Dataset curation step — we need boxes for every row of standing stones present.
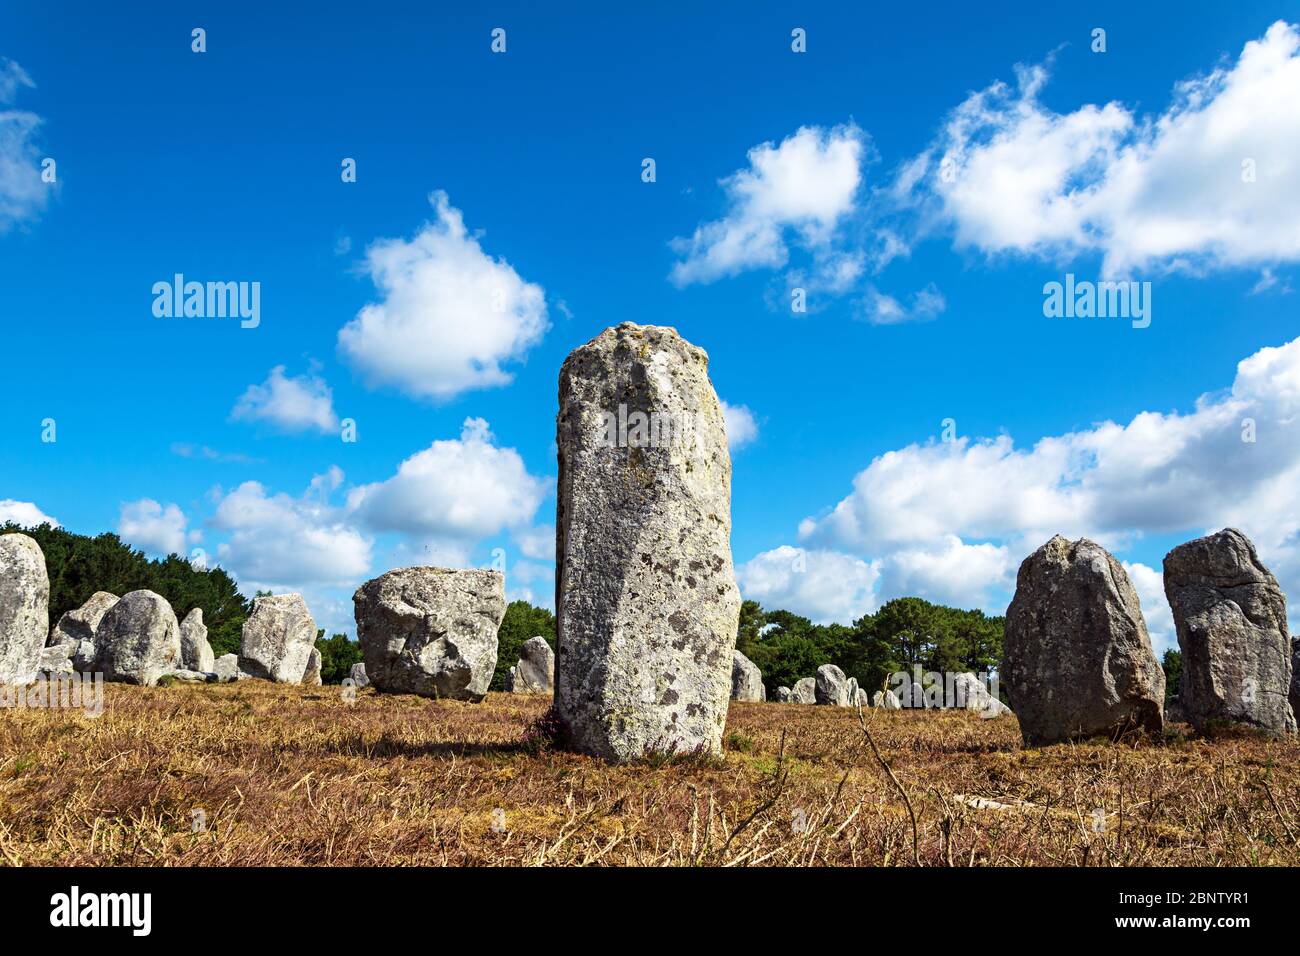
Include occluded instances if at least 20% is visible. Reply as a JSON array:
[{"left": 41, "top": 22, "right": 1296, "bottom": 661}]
[{"left": 2, "top": 323, "right": 1298, "bottom": 759}]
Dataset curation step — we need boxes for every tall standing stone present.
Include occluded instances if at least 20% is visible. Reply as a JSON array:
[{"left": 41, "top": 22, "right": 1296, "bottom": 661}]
[
  {"left": 554, "top": 323, "right": 741, "bottom": 761},
  {"left": 240, "top": 594, "right": 317, "bottom": 684},
  {"left": 354, "top": 567, "right": 504, "bottom": 701},
  {"left": 505, "top": 636, "right": 554, "bottom": 694},
  {"left": 0, "top": 533, "right": 48, "bottom": 685},
  {"left": 730, "top": 650, "right": 765, "bottom": 702},
  {"left": 179, "top": 607, "right": 215, "bottom": 673},
  {"left": 97, "top": 590, "right": 182, "bottom": 686},
  {"left": 1163, "top": 529, "right": 1296, "bottom": 735},
  {"left": 1003, "top": 535, "right": 1165, "bottom": 745}
]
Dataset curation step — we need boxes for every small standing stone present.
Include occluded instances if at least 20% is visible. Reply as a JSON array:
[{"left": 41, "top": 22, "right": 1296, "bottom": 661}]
[
  {"left": 213, "top": 653, "right": 240, "bottom": 683},
  {"left": 354, "top": 567, "right": 504, "bottom": 701},
  {"left": 731, "top": 650, "right": 765, "bottom": 702},
  {"left": 506, "top": 636, "right": 554, "bottom": 694},
  {"left": 97, "top": 590, "right": 182, "bottom": 686},
  {"left": 179, "top": 607, "right": 215, "bottom": 673},
  {"left": 239, "top": 593, "right": 317, "bottom": 684},
  {"left": 51, "top": 591, "right": 118, "bottom": 671},
  {"left": 302, "top": 647, "right": 323, "bottom": 686},
  {"left": 1003, "top": 535, "right": 1164, "bottom": 745},
  {"left": 775, "top": 686, "right": 792, "bottom": 703},
  {"left": 1164, "top": 528, "right": 1296, "bottom": 735},
  {"left": 349, "top": 661, "right": 369, "bottom": 688},
  {"left": 791, "top": 677, "right": 817, "bottom": 704},
  {"left": 815, "top": 664, "right": 850, "bottom": 706}
]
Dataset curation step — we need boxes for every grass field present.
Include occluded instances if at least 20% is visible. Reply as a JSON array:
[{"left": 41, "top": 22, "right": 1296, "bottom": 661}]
[{"left": 1, "top": 681, "right": 1298, "bottom": 866}]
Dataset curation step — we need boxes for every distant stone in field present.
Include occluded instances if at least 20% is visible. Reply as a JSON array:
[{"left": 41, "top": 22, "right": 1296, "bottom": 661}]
[
  {"left": 855, "top": 685, "right": 869, "bottom": 707},
  {"left": 354, "top": 567, "right": 504, "bottom": 701},
  {"left": 815, "top": 664, "right": 851, "bottom": 706},
  {"left": 792, "top": 677, "right": 816, "bottom": 704},
  {"left": 213, "top": 653, "right": 240, "bottom": 683},
  {"left": 950, "top": 672, "right": 1010, "bottom": 716},
  {"left": 553, "top": 323, "right": 741, "bottom": 761},
  {"left": 506, "top": 636, "right": 554, "bottom": 694},
  {"left": 874, "top": 689, "right": 902, "bottom": 710},
  {"left": 1163, "top": 529, "right": 1296, "bottom": 735},
  {"left": 775, "top": 686, "right": 792, "bottom": 703},
  {"left": 897, "top": 680, "right": 926, "bottom": 709},
  {"left": 1003, "top": 535, "right": 1164, "bottom": 745},
  {"left": 179, "top": 607, "right": 215, "bottom": 673},
  {"left": 51, "top": 591, "right": 118, "bottom": 670},
  {"left": 731, "top": 650, "right": 765, "bottom": 702},
  {"left": 239, "top": 594, "right": 317, "bottom": 684},
  {"left": 302, "top": 647, "right": 323, "bottom": 686},
  {"left": 97, "top": 590, "right": 182, "bottom": 686},
  {"left": 349, "top": 661, "right": 369, "bottom": 688},
  {"left": 166, "top": 669, "right": 210, "bottom": 683},
  {"left": 0, "top": 533, "right": 49, "bottom": 685},
  {"left": 39, "top": 642, "right": 75, "bottom": 676}
]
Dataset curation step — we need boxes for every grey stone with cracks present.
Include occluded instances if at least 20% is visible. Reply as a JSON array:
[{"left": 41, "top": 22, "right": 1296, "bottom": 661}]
[{"left": 554, "top": 323, "right": 741, "bottom": 761}]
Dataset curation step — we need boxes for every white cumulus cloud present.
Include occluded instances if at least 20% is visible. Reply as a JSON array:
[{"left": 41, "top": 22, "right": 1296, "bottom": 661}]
[
  {"left": 0, "top": 499, "right": 58, "bottom": 528},
  {"left": 720, "top": 400, "right": 759, "bottom": 450},
  {"left": 670, "top": 124, "right": 866, "bottom": 285},
  {"left": 735, "top": 545, "right": 879, "bottom": 624},
  {"left": 231, "top": 365, "right": 339, "bottom": 434},
  {"left": 118, "top": 499, "right": 189, "bottom": 557},
  {"left": 898, "top": 21, "right": 1300, "bottom": 278},
  {"left": 348, "top": 418, "right": 548, "bottom": 541},
  {"left": 338, "top": 191, "right": 549, "bottom": 400},
  {"left": 213, "top": 467, "right": 372, "bottom": 588}
]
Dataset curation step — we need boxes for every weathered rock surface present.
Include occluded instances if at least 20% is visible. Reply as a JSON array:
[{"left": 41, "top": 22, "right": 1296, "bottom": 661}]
[
  {"left": 354, "top": 567, "right": 504, "bottom": 701},
  {"left": 349, "top": 662, "right": 369, "bottom": 688},
  {"left": 302, "top": 647, "right": 322, "bottom": 686},
  {"left": 506, "top": 636, "right": 554, "bottom": 694},
  {"left": 791, "top": 677, "right": 817, "bottom": 704},
  {"left": 874, "top": 689, "right": 902, "bottom": 710},
  {"left": 815, "top": 664, "right": 851, "bottom": 706},
  {"left": 213, "top": 653, "right": 240, "bottom": 683},
  {"left": 50, "top": 591, "right": 118, "bottom": 670},
  {"left": 1163, "top": 529, "right": 1296, "bottom": 735},
  {"left": 950, "top": 672, "right": 1011, "bottom": 716},
  {"left": 855, "top": 685, "right": 869, "bottom": 707},
  {"left": 775, "top": 686, "right": 792, "bottom": 703},
  {"left": 731, "top": 650, "right": 765, "bottom": 702},
  {"left": 97, "top": 590, "right": 182, "bottom": 686},
  {"left": 179, "top": 607, "right": 215, "bottom": 673},
  {"left": 166, "top": 669, "right": 211, "bottom": 683},
  {"left": 0, "top": 533, "right": 49, "bottom": 685},
  {"left": 554, "top": 323, "right": 742, "bottom": 761},
  {"left": 1003, "top": 535, "right": 1164, "bottom": 745},
  {"left": 239, "top": 594, "right": 317, "bottom": 684},
  {"left": 39, "top": 642, "right": 76, "bottom": 675}
]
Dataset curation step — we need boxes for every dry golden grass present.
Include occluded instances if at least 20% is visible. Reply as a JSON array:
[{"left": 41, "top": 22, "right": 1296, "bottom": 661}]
[{"left": 1, "top": 681, "right": 1298, "bottom": 866}]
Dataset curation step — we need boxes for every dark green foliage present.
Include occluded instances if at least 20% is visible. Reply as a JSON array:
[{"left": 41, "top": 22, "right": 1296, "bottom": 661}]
[
  {"left": 740, "top": 596, "right": 1005, "bottom": 698},
  {"left": 492, "top": 600, "right": 556, "bottom": 691},
  {"left": 2, "top": 521, "right": 250, "bottom": 652},
  {"left": 315, "top": 631, "right": 362, "bottom": 684},
  {"left": 1162, "top": 649, "right": 1182, "bottom": 701}
]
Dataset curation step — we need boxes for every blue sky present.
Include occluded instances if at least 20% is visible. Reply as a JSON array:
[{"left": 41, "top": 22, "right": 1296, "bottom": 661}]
[{"left": 2, "top": 2, "right": 1299, "bottom": 648}]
